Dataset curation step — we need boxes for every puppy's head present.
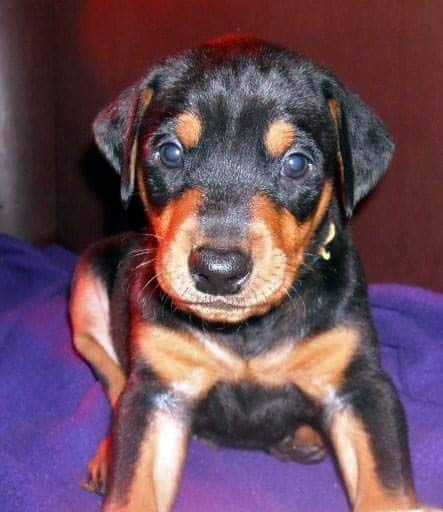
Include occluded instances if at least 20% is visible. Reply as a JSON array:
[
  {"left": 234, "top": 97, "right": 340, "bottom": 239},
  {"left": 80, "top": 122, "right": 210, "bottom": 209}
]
[{"left": 93, "top": 35, "right": 394, "bottom": 323}]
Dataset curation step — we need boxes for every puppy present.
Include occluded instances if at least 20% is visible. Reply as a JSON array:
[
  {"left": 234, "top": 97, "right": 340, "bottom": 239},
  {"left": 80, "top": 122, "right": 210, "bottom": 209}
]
[{"left": 70, "top": 35, "right": 437, "bottom": 511}]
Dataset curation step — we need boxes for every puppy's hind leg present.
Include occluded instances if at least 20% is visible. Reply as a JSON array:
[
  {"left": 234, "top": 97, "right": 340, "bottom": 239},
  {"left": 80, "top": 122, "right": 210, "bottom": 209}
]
[{"left": 70, "top": 262, "right": 127, "bottom": 495}]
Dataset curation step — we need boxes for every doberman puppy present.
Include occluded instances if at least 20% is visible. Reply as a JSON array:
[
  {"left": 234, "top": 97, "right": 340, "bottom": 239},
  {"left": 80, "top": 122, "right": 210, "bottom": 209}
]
[{"left": 70, "top": 35, "right": 439, "bottom": 511}]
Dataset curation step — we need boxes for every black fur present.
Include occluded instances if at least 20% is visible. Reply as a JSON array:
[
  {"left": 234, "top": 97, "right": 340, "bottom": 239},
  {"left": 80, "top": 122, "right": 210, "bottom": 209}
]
[
  {"left": 77, "top": 36, "right": 417, "bottom": 509},
  {"left": 94, "top": 36, "right": 394, "bottom": 216},
  {"left": 193, "top": 381, "right": 321, "bottom": 450}
]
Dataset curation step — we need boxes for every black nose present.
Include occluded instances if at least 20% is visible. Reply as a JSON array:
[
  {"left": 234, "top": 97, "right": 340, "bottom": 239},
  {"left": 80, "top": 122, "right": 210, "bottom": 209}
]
[{"left": 189, "top": 247, "right": 252, "bottom": 295}]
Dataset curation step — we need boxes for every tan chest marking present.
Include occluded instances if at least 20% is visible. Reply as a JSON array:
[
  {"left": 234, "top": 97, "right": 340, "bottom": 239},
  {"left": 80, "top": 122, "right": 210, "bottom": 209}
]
[
  {"left": 248, "top": 326, "right": 358, "bottom": 400},
  {"left": 135, "top": 324, "right": 359, "bottom": 402},
  {"left": 134, "top": 324, "right": 244, "bottom": 399}
]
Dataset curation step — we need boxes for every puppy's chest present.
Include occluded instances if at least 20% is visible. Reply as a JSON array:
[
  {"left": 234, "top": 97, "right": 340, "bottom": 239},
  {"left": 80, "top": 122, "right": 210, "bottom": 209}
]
[{"left": 135, "top": 322, "right": 358, "bottom": 406}]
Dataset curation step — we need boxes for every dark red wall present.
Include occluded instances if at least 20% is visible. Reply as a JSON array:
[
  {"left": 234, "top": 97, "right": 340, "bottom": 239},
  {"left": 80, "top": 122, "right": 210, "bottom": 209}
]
[
  {"left": 0, "top": 2, "right": 56, "bottom": 244},
  {"left": 51, "top": 1, "right": 442, "bottom": 290}
]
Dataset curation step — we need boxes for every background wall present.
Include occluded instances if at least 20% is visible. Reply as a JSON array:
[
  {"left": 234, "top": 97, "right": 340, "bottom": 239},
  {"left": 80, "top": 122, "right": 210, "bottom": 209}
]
[
  {"left": 0, "top": 1, "right": 56, "bottom": 244},
  {"left": 1, "top": 1, "right": 442, "bottom": 290}
]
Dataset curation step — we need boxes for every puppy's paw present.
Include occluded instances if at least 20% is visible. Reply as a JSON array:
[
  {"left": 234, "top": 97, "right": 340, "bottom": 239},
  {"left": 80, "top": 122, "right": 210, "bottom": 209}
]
[
  {"left": 268, "top": 425, "right": 326, "bottom": 464},
  {"left": 81, "top": 436, "right": 111, "bottom": 495}
]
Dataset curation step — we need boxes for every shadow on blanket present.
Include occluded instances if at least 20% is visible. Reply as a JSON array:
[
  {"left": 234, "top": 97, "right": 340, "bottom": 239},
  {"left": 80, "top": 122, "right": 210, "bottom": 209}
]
[{"left": 0, "top": 234, "right": 442, "bottom": 511}]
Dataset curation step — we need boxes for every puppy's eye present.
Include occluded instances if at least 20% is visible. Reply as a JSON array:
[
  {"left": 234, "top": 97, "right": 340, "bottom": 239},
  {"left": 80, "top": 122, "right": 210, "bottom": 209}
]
[
  {"left": 282, "top": 153, "right": 311, "bottom": 179},
  {"left": 159, "top": 142, "right": 183, "bottom": 169}
]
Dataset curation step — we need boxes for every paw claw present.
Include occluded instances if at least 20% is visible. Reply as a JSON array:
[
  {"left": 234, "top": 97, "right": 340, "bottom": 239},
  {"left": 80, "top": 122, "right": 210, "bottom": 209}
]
[{"left": 81, "top": 436, "right": 111, "bottom": 495}]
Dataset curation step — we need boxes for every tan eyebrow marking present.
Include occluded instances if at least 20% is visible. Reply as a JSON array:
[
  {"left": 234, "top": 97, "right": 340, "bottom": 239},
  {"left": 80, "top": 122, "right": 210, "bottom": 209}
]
[
  {"left": 176, "top": 112, "right": 203, "bottom": 149},
  {"left": 264, "top": 119, "right": 296, "bottom": 158}
]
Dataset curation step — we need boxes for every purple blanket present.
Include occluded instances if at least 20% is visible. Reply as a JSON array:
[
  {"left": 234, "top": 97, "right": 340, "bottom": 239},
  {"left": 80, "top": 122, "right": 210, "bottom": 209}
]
[{"left": 0, "top": 234, "right": 442, "bottom": 511}]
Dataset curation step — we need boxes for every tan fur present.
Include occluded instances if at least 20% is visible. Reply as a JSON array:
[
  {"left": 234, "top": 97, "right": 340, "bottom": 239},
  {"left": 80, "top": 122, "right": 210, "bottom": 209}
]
[
  {"left": 70, "top": 264, "right": 128, "bottom": 494},
  {"left": 137, "top": 167, "right": 149, "bottom": 212},
  {"left": 155, "top": 181, "right": 333, "bottom": 323},
  {"left": 82, "top": 436, "right": 111, "bottom": 493},
  {"left": 264, "top": 119, "right": 296, "bottom": 157},
  {"left": 328, "top": 98, "right": 346, "bottom": 189},
  {"left": 127, "top": 88, "right": 154, "bottom": 197},
  {"left": 152, "top": 188, "right": 205, "bottom": 305},
  {"left": 249, "top": 326, "right": 359, "bottom": 400},
  {"left": 136, "top": 166, "right": 332, "bottom": 323},
  {"left": 176, "top": 111, "right": 203, "bottom": 149},
  {"left": 249, "top": 181, "right": 333, "bottom": 312},
  {"left": 134, "top": 323, "right": 243, "bottom": 399},
  {"left": 104, "top": 412, "right": 188, "bottom": 512},
  {"left": 135, "top": 322, "right": 359, "bottom": 404},
  {"left": 330, "top": 409, "right": 418, "bottom": 511},
  {"left": 293, "top": 424, "right": 324, "bottom": 449},
  {"left": 70, "top": 266, "right": 126, "bottom": 405}
]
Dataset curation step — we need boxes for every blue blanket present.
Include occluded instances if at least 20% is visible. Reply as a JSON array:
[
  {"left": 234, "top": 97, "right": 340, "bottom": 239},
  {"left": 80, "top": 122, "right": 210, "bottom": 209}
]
[{"left": 0, "top": 234, "right": 442, "bottom": 511}]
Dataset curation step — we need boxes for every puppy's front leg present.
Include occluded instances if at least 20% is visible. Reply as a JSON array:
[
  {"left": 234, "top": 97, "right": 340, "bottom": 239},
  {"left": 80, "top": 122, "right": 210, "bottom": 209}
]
[
  {"left": 103, "top": 371, "right": 190, "bottom": 512},
  {"left": 328, "top": 368, "right": 417, "bottom": 512}
]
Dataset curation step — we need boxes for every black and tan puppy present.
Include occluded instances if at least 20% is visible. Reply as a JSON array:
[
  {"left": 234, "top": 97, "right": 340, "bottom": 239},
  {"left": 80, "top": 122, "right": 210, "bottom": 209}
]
[{"left": 71, "top": 36, "right": 435, "bottom": 511}]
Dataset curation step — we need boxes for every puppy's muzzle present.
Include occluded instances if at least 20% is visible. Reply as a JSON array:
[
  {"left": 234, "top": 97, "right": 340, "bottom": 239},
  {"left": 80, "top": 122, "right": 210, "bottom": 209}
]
[{"left": 189, "top": 246, "right": 252, "bottom": 295}]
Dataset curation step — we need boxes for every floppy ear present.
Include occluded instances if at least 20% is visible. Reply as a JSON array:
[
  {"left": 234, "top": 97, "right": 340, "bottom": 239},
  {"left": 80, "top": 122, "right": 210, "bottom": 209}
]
[
  {"left": 93, "top": 81, "right": 154, "bottom": 206},
  {"left": 324, "top": 81, "right": 395, "bottom": 218}
]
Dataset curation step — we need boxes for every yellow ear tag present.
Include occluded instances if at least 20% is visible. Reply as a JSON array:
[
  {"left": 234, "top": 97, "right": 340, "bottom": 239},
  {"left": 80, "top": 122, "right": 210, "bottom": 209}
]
[{"left": 319, "top": 222, "right": 336, "bottom": 260}]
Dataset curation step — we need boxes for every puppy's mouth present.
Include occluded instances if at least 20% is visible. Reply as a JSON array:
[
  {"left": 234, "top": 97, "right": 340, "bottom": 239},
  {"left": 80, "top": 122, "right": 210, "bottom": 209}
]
[
  {"left": 180, "top": 298, "right": 264, "bottom": 310},
  {"left": 172, "top": 293, "right": 281, "bottom": 323}
]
